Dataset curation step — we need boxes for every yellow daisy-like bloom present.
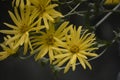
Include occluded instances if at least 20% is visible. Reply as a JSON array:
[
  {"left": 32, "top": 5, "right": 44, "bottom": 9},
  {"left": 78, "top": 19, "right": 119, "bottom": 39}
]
[
  {"left": 29, "top": 0, "right": 63, "bottom": 29},
  {"left": 104, "top": 0, "right": 120, "bottom": 5},
  {"left": 30, "top": 22, "right": 70, "bottom": 63},
  {"left": 0, "top": 4, "right": 40, "bottom": 55},
  {"left": 0, "top": 36, "right": 18, "bottom": 61},
  {"left": 53, "top": 26, "right": 98, "bottom": 73}
]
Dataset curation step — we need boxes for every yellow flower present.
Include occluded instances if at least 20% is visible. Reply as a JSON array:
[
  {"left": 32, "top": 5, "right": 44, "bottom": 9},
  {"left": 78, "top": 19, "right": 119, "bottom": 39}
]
[
  {"left": 0, "top": 36, "right": 18, "bottom": 61},
  {"left": 30, "top": 22, "right": 70, "bottom": 63},
  {"left": 29, "top": 0, "right": 63, "bottom": 29},
  {"left": 104, "top": 0, "right": 120, "bottom": 5},
  {"left": 53, "top": 26, "right": 98, "bottom": 73},
  {"left": 0, "top": 5, "right": 40, "bottom": 55}
]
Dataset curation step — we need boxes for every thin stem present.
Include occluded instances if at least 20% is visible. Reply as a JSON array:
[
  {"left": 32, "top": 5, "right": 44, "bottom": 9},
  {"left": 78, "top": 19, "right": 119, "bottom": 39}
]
[
  {"left": 64, "top": 3, "right": 81, "bottom": 17},
  {"left": 95, "top": 3, "right": 120, "bottom": 28},
  {"left": 103, "top": 10, "right": 120, "bottom": 13},
  {"left": 64, "top": 11, "right": 87, "bottom": 16}
]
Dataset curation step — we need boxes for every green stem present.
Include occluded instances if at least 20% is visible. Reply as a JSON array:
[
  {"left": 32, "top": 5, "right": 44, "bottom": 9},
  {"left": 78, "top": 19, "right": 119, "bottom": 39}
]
[
  {"left": 64, "top": 3, "right": 81, "bottom": 17},
  {"left": 103, "top": 10, "right": 120, "bottom": 13},
  {"left": 95, "top": 3, "right": 120, "bottom": 28}
]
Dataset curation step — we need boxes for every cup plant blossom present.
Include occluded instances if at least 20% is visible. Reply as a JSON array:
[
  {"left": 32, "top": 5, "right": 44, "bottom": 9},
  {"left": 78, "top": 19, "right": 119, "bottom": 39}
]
[
  {"left": 0, "top": 0, "right": 99, "bottom": 75},
  {"left": 29, "top": 0, "right": 63, "bottom": 29},
  {"left": 30, "top": 22, "right": 71, "bottom": 63},
  {"left": 53, "top": 26, "right": 98, "bottom": 73},
  {"left": 0, "top": 2, "right": 40, "bottom": 55}
]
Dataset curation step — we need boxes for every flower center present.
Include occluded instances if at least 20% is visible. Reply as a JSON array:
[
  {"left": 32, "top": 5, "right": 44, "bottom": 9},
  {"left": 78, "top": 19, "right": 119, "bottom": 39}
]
[
  {"left": 37, "top": 4, "right": 45, "bottom": 14},
  {"left": 20, "top": 23, "right": 29, "bottom": 33},
  {"left": 46, "top": 34, "right": 55, "bottom": 45},
  {"left": 70, "top": 45, "right": 80, "bottom": 53}
]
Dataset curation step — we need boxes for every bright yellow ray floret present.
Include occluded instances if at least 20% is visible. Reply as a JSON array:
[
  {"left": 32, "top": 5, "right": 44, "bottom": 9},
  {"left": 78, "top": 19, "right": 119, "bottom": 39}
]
[
  {"left": 53, "top": 26, "right": 98, "bottom": 73},
  {"left": 0, "top": 4, "right": 41, "bottom": 55},
  {"left": 29, "top": 0, "right": 63, "bottom": 29}
]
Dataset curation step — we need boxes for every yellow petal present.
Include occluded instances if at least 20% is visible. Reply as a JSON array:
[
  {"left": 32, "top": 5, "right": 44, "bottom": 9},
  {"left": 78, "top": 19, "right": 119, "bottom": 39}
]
[
  {"left": 46, "top": 4, "right": 58, "bottom": 10},
  {"left": 12, "top": 0, "right": 15, "bottom": 7},
  {"left": 5, "top": 34, "right": 20, "bottom": 45},
  {"left": 55, "top": 21, "right": 69, "bottom": 35},
  {"left": 80, "top": 29, "right": 88, "bottom": 40},
  {"left": 53, "top": 58, "right": 62, "bottom": 65},
  {"left": 83, "top": 59, "right": 92, "bottom": 70},
  {"left": 70, "top": 55, "right": 77, "bottom": 71},
  {"left": 76, "top": 26, "right": 82, "bottom": 40},
  {"left": 29, "top": 39, "right": 34, "bottom": 53},
  {"left": 13, "top": 34, "right": 26, "bottom": 49},
  {"left": 35, "top": 46, "right": 48, "bottom": 61},
  {"left": 53, "top": 37, "right": 63, "bottom": 44},
  {"left": 64, "top": 60, "right": 71, "bottom": 73},
  {"left": 85, "top": 48, "right": 98, "bottom": 52},
  {"left": 80, "top": 33, "right": 91, "bottom": 43},
  {"left": 72, "top": 62, "right": 76, "bottom": 71},
  {"left": 20, "top": 0, "right": 25, "bottom": 9},
  {"left": 32, "top": 44, "right": 46, "bottom": 54},
  {"left": 20, "top": 5, "right": 24, "bottom": 20},
  {"left": 32, "top": 41, "right": 44, "bottom": 46},
  {"left": 77, "top": 53, "right": 88, "bottom": 59},
  {"left": 8, "top": 11, "right": 19, "bottom": 26},
  {"left": 43, "top": 17, "right": 49, "bottom": 29},
  {"left": 14, "top": 7, "right": 21, "bottom": 21},
  {"left": 16, "top": 0, "right": 20, "bottom": 7},
  {"left": 29, "top": 0, "right": 38, "bottom": 5},
  {"left": 0, "top": 30, "right": 18, "bottom": 34},
  {"left": 0, "top": 44, "right": 9, "bottom": 51},
  {"left": 81, "top": 51, "right": 98, "bottom": 57},
  {"left": 55, "top": 53, "right": 71, "bottom": 59},
  {"left": 57, "top": 56, "right": 70, "bottom": 67},
  {"left": 23, "top": 37, "right": 29, "bottom": 55},
  {"left": 48, "top": 47, "right": 54, "bottom": 63},
  {"left": 45, "top": 0, "right": 51, "bottom": 6},
  {"left": 4, "top": 23, "right": 18, "bottom": 29},
  {"left": 70, "top": 54, "right": 76, "bottom": 65},
  {"left": 49, "top": 9, "right": 63, "bottom": 18},
  {"left": 77, "top": 56, "right": 86, "bottom": 69},
  {"left": 0, "top": 52, "right": 9, "bottom": 61},
  {"left": 80, "top": 35, "right": 95, "bottom": 47},
  {"left": 44, "top": 13, "right": 54, "bottom": 22},
  {"left": 52, "top": 47, "right": 68, "bottom": 52},
  {"left": 26, "top": 0, "right": 31, "bottom": 5}
]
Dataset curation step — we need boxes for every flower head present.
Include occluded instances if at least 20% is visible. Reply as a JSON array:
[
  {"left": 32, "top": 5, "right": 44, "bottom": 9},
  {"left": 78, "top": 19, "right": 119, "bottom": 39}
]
[
  {"left": 53, "top": 26, "right": 98, "bottom": 73},
  {"left": 0, "top": 4, "right": 40, "bottom": 54},
  {"left": 0, "top": 36, "right": 18, "bottom": 61},
  {"left": 29, "top": 0, "right": 63, "bottom": 29},
  {"left": 104, "top": 0, "right": 120, "bottom": 5},
  {"left": 31, "top": 22, "right": 70, "bottom": 63}
]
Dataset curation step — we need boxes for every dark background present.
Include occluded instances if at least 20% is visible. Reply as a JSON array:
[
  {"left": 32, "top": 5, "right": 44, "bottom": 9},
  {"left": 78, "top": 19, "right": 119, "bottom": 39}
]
[{"left": 0, "top": 0, "right": 120, "bottom": 80}]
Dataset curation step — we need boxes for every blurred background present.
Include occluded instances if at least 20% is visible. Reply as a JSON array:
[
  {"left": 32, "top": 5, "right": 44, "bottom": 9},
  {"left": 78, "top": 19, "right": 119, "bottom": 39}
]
[{"left": 0, "top": 0, "right": 120, "bottom": 80}]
